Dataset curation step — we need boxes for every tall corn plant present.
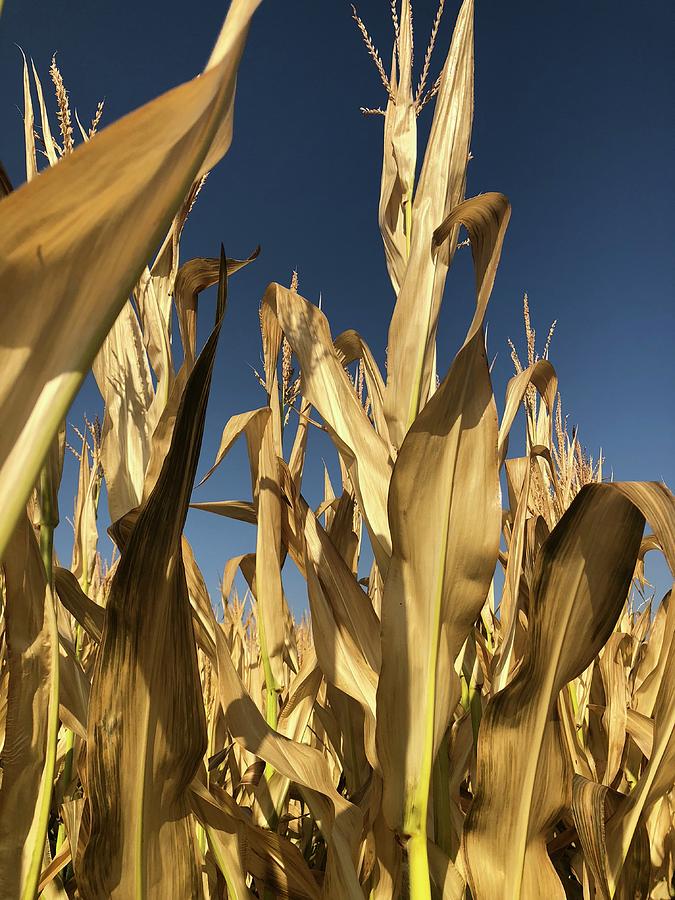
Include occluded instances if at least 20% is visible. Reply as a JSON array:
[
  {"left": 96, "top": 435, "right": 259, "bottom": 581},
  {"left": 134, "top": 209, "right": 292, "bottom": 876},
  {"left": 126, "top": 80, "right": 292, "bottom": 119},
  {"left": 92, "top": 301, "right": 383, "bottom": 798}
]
[{"left": 0, "top": 1, "right": 673, "bottom": 899}]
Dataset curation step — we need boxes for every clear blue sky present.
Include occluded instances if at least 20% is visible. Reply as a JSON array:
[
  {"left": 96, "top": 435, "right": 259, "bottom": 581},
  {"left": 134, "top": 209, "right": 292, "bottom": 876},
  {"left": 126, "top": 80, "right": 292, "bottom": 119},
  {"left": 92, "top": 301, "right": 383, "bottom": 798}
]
[{"left": 1, "top": 0, "right": 673, "bottom": 609}]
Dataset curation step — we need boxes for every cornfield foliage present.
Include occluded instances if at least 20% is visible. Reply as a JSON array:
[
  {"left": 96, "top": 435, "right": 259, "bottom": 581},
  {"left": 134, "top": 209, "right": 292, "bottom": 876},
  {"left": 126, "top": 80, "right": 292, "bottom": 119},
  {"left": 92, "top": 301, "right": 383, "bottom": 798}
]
[{"left": 0, "top": 0, "right": 672, "bottom": 898}]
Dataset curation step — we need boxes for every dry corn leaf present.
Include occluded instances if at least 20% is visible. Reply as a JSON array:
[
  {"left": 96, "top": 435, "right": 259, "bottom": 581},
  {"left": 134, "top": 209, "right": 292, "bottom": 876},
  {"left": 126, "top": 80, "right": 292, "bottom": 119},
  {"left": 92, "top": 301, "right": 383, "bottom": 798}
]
[
  {"left": 191, "top": 498, "right": 257, "bottom": 525},
  {"left": 625, "top": 708, "right": 654, "bottom": 759},
  {"left": 255, "top": 650, "right": 322, "bottom": 825},
  {"left": 0, "top": 512, "right": 59, "bottom": 900},
  {"left": 189, "top": 779, "right": 253, "bottom": 900},
  {"left": 21, "top": 52, "right": 37, "bottom": 182},
  {"left": 304, "top": 548, "right": 378, "bottom": 769},
  {"left": 194, "top": 779, "right": 321, "bottom": 899},
  {"left": 572, "top": 775, "right": 651, "bottom": 900},
  {"left": 605, "top": 488, "right": 675, "bottom": 893},
  {"left": 200, "top": 407, "right": 270, "bottom": 489},
  {"left": 255, "top": 414, "right": 286, "bottom": 689},
  {"left": 378, "top": 0, "right": 416, "bottom": 297},
  {"left": 300, "top": 496, "right": 381, "bottom": 673},
  {"left": 384, "top": 0, "right": 474, "bottom": 446},
  {"left": 174, "top": 250, "right": 259, "bottom": 370},
  {"left": 69, "top": 433, "right": 100, "bottom": 589},
  {"left": 57, "top": 636, "right": 89, "bottom": 740},
  {"left": 212, "top": 622, "right": 363, "bottom": 898},
  {"left": 494, "top": 446, "right": 556, "bottom": 693},
  {"left": 270, "top": 282, "right": 393, "bottom": 572},
  {"left": 377, "top": 194, "right": 506, "bottom": 877},
  {"left": 0, "top": 0, "right": 261, "bottom": 559},
  {"left": 464, "top": 484, "right": 645, "bottom": 899},
  {"left": 497, "top": 359, "right": 557, "bottom": 465},
  {"left": 78, "top": 256, "right": 228, "bottom": 896},
  {"left": 334, "top": 330, "right": 390, "bottom": 448},
  {"left": 92, "top": 300, "right": 155, "bottom": 524},
  {"left": 599, "top": 632, "right": 631, "bottom": 786},
  {"left": 53, "top": 566, "right": 104, "bottom": 643}
]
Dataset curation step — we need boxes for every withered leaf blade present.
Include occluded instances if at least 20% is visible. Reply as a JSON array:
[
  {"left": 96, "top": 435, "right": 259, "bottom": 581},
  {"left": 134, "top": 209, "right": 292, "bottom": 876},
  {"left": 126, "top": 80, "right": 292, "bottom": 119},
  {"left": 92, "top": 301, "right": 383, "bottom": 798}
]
[
  {"left": 0, "top": 512, "right": 59, "bottom": 900},
  {"left": 0, "top": 0, "right": 261, "bottom": 560},
  {"left": 376, "top": 195, "right": 506, "bottom": 858},
  {"left": 54, "top": 566, "right": 104, "bottom": 644},
  {"left": 212, "top": 622, "right": 363, "bottom": 898},
  {"left": 79, "top": 253, "right": 228, "bottom": 897},
  {"left": 174, "top": 247, "right": 259, "bottom": 370},
  {"left": 383, "top": 0, "right": 475, "bottom": 447},
  {"left": 464, "top": 484, "right": 645, "bottom": 900},
  {"left": 270, "top": 282, "right": 393, "bottom": 572}
]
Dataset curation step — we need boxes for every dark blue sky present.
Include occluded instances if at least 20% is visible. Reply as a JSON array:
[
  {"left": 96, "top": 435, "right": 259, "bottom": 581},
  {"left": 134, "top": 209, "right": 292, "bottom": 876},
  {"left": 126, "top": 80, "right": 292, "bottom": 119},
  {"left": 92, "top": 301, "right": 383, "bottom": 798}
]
[{"left": 2, "top": 1, "right": 673, "bottom": 608}]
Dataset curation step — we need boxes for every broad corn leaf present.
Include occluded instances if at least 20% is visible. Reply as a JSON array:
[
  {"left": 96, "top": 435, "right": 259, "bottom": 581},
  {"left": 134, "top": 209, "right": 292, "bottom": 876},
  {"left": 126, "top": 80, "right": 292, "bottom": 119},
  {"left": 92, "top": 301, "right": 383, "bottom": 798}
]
[{"left": 0, "top": 0, "right": 261, "bottom": 559}]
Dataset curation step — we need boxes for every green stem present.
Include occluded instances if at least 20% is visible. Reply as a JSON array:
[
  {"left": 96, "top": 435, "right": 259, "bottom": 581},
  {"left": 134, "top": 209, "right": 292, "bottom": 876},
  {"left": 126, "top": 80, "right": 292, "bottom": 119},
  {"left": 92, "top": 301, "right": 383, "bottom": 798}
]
[
  {"left": 25, "top": 464, "right": 60, "bottom": 899},
  {"left": 408, "top": 832, "right": 432, "bottom": 900},
  {"left": 567, "top": 680, "right": 585, "bottom": 748},
  {"left": 405, "top": 511, "right": 450, "bottom": 900}
]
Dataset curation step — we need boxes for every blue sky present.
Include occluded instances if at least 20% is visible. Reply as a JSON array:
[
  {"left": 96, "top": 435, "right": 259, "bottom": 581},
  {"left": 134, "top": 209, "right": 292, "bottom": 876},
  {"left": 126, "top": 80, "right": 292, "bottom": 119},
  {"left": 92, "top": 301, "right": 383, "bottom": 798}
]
[{"left": 1, "top": 0, "right": 673, "bottom": 609}]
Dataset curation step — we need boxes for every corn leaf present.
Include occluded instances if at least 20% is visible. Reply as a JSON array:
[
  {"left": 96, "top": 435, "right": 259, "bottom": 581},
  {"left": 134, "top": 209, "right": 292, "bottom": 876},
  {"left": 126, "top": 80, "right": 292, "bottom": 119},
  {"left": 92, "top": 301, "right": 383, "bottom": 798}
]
[
  {"left": 0, "top": 0, "right": 261, "bottom": 559},
  {"left": 376, "top": 194, "right": 507, "bottom": 879},
  {"left": 79, "top": 255, "right": 228, "bottom": 896},
  {"left": 0, "top": 513, "right": 59, "bottom": 900},
  {"left": 464, "top": 484, "right": 645, "bottom": 899}
]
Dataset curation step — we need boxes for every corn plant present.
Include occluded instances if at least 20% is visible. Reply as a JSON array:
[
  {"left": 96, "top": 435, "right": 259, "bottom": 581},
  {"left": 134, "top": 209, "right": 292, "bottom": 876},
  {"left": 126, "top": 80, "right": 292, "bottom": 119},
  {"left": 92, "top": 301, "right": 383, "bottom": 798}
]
[{"left": 0, "top": 1, "right": 672, "bottom": 898}]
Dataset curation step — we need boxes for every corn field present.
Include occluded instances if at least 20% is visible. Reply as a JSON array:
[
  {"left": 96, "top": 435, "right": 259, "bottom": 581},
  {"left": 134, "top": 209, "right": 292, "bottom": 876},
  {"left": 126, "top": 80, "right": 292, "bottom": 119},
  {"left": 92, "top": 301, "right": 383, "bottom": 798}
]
[{"left": 0, "top": 0, "right": 673, "bottom": 898}]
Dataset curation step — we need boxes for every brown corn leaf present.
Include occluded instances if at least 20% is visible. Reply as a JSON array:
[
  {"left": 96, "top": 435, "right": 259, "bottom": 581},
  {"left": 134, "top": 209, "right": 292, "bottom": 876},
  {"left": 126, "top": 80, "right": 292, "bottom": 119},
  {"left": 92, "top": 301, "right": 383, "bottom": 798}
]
[
  {"left": 78, "top": 255, "right": 228, "bottom": 896},
  {"left": 21, "top": 51, "right": 37, "bottom": 182},
  {"left": 377, "top": 193, "right": 506, "bottom": 861},
  {"left": 255, "top": 414, "right": 286, "bottom": 688},
  {"left": 192, "top": 779, "right": 321, "bottom": 899},
  {"left": 464, "top": 484, "right": 645, "bottom": 899},
  {"left": 304, "top": 549, "right": 378, "bottom": 770},
  {"left": 0, "top": 0, "right": 261, "bottom": 559},
  {"left": 191, "top": 498, "right": 257, "bottom": 525},
  {"left": 334, "top": 329, "right": 390, "bottom": 448},
  {"left": 269, "top": 282, "right": 393, "bottom": 572},
  {"left": 497, "top": 359, "right": 557, "bottom": 465},
  {"left": 625, "top": 708, "right": 654, "bottom": 759},
  {"left": 605, "top": 487, "right": 675, "bottom": 892},
  {"left": 378, "top": 0, "right": 416, "bottom": 296},
  {"left": 199, "top": 407, "right": 270, "bottom": 488},
  {"left": 54, "top": 566, "right": 104, "bottom": 643},
  {"left": 383, "top": 0, "right": 474, "bottom": 446},
  {"left": 300, "top": 496, "right": 381, "bottom": 674},
  {"left": 58, "top": 636, "right": 90, "bottom": 740},
  {"left": 212, "top": 622, "right": 363, "bottom": 898},
  {"left": 253, "top": 650, "right": 322, "bottom": 826},
  {"left": 599, "top": 632, "right": 630, "bottom": 786},
  {"left": 174, "top": 249, "right": 259, "bottom": 370},
  {"left": 572, "top": 776, "right": 651, "bottom": 900},
  {"left": 69, "top": 433, "right": 100, "bottom": 590},
  {"left": 92, "top": 300, "right": 155, "bottom": 524},
  {"left": 0, "top": 512, "right": 59, "bottom": 900},
  {"left": 189, "top": 779, "right": 253, "bottom": 900},
  {"left": 37, "top": 843, "right": 72, "bottom": 896}
]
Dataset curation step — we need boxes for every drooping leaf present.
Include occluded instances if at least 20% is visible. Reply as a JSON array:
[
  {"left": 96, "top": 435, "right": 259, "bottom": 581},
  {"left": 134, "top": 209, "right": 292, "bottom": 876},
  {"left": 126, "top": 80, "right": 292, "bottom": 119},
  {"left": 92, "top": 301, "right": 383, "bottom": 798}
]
[
  {"left": 464, "top": 484, "right": 645, "bottom": 900},
  {"left": 0, "top": 0, "right": 261, "bottom": 559}
]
